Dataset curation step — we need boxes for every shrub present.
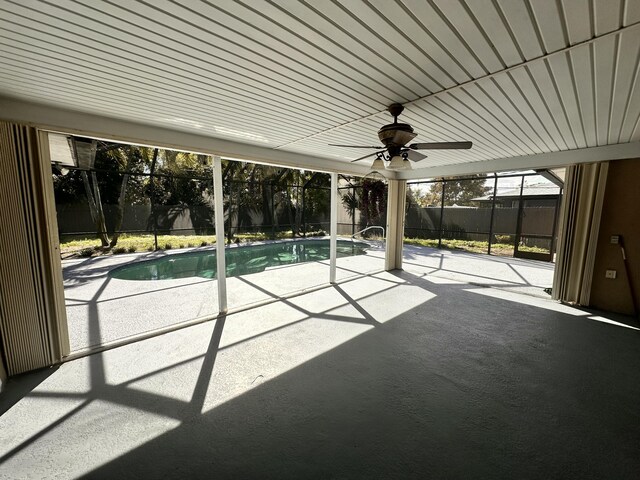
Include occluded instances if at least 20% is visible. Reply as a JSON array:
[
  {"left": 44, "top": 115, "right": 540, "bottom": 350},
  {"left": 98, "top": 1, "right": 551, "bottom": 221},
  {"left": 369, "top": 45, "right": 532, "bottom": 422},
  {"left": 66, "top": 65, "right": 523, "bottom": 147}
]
[
  {"left": 164, "top": 243, "right": 172, "bottom": 250},
  {"left": 187, "top": 243, "right": 194, "bottom": 248},
  {"left": 127, "top": 246, "right": 137, "bottom": 253},
  {"left": 494, "top": 234, "right": 513, "bottom": 244},
  {"left": 112, "top": 247, "right": 127, "bottom": 254},
  {"left": 78, "top": 247, "right": 94, "bottom": 258},
  {"left": 200, "top": 241, "right": 208, "bottom": 247},
  {"left": 147, "top": 245, "right": 154, "bottom": 252}
]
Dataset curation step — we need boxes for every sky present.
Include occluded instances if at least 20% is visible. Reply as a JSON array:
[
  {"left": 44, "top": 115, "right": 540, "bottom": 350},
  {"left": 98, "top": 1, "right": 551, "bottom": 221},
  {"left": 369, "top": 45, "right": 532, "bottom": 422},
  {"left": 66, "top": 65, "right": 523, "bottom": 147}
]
[{"left": 407, "top": 169, "right": 564, "bottom": 196}]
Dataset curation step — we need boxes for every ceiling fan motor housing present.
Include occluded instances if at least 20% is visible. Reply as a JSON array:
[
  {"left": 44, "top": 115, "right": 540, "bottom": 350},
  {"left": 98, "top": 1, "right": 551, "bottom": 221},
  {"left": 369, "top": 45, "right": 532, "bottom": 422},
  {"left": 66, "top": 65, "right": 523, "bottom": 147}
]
[{"left": 378, "top": 122, "right": 415, "bottom": 147}]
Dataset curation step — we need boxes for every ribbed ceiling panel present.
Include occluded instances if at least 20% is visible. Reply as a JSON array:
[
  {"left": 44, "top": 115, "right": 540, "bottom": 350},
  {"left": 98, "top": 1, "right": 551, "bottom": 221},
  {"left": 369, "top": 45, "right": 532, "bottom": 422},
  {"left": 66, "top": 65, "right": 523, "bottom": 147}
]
[{"left": 0, "top": 0, "right": 638, "bottom": 175}]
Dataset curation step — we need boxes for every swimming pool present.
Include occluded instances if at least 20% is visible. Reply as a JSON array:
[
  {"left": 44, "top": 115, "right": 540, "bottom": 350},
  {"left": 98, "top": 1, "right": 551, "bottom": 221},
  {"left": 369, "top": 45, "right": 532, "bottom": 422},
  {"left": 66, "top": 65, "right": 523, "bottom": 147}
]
[{"left": 109, "top": 239, "right": 370, "bottom": 281}]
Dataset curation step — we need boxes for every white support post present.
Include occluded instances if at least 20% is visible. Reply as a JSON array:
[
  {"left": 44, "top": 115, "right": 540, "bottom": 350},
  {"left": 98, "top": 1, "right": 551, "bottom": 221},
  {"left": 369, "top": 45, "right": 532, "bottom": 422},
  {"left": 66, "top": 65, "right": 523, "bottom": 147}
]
[
  {"left": 330, "top": 172, "right": 338, "bottom": 284},
  {"left": 385, "top": 179, "right": 407, "bottom": 271},
  {"left": 212, "top": 155, "right": 227, "bottom": 313}
]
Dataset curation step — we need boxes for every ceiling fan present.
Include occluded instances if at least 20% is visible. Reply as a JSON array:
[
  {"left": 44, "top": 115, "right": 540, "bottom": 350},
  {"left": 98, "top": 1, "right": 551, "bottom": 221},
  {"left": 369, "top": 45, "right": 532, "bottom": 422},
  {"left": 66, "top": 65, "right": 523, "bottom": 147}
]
[{"left": 330, "top": 103, "right": 472, "bottom": 171}]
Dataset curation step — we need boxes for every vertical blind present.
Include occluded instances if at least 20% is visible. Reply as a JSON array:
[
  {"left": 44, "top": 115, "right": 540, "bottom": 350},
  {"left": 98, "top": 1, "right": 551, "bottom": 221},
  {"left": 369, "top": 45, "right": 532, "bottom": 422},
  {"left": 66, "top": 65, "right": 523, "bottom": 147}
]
[
  {"left": 0, "top": 123, "right": 68, "bottom": 376},
  {"left": 552, "top": 162, "right": 609, "bottom": 305}
]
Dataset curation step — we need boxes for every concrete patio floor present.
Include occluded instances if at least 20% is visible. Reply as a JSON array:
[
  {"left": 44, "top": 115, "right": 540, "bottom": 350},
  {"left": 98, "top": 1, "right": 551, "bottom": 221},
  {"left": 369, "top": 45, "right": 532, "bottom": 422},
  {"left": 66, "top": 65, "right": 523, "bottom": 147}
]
[
  {"left": 401, "top": 244, "right": 556, "bottom": 298},
  {"left": 61, "top": 241, "right": 554, "bottom": 352},
  {"left": 1, "top": 267, "right": 638, "bottom": 479}
]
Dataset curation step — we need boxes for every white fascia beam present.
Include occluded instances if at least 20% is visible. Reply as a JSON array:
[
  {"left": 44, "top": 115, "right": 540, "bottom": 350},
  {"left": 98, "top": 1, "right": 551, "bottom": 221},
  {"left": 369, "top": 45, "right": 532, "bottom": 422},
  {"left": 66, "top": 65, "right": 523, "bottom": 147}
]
[
  {"left": 329, "top": 173, "right": 338, "bottom": 284},
  {"left": 212, "top": 155, "right": 227, "bottom": 314},
  {"left": 397, "top": 142, "right": 640, "bottom": 180},
  {"left": 0, "top": 97, "right": 379, "bottom": 177},
  {"left": 384, "top": 179, "right": 406, "bottom": 271}
]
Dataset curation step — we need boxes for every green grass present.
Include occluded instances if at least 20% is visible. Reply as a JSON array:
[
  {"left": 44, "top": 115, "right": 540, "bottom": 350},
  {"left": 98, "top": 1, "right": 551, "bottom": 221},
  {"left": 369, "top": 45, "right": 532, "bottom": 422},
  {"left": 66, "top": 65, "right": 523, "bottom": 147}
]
[
  {"left": 60, "top": 230, "right": 327, "bottom": 257},
  {"left": 404, "top": 237, "right": 549, "bottom": 256},
  {"left": 60, "top": 234, "right": 217, "bottom": 256}
]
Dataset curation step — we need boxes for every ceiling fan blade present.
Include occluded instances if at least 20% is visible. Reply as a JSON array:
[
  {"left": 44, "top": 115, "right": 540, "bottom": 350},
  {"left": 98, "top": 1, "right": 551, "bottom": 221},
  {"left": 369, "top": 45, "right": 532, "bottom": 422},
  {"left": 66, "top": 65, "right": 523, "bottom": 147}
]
[
  {"left": 350, "top": 150, "right": 385, "bottom": 163},
  {"left": 329, "top": 144, "right": 382, "bottom": 148},
  {"left": 409, "top": 141, "right": 472, "bottom": 150},
  {"left": 405, "top": 150, "right": 427, "bottom": 162}
]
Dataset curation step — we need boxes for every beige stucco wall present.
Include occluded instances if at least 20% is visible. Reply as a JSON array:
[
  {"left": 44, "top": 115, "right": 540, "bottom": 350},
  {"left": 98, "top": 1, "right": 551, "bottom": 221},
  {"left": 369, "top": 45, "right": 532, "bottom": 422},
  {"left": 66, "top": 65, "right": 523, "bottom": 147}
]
[{"left": 589, "top": 159, "right": 640, "bottom": 316}]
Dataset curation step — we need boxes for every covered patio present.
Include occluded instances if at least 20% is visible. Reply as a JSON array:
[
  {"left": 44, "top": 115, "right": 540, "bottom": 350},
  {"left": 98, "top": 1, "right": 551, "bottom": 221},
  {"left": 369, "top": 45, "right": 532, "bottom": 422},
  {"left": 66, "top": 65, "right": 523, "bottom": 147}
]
[
  {"left": 1, "top": 268, "right": 638, "bottom": 478},
  {"left": 1, "top": 1, "right": 640, "bottom": 478}
]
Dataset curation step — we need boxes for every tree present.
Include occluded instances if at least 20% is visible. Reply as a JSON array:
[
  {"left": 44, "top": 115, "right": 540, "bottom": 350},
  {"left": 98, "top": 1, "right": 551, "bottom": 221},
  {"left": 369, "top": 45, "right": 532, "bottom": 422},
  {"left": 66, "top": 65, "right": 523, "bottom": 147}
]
[
  {"left": 54, "top": 142, "right": 331, "bottom": 245},
  {"left": 81, "top": 143, "right": 155, "bottom": 247},
  {"left": 53, "top": 140, "right": 210, "bottom": 248},
  {"left": 221, "top": 163, "right": 330, "bottom": 240},
  {"left": 150, "top": 150, "right": 214, "bottom": 236},
  {"left": 340, "top": 178, "right": 387, "bottom": 232},
  {"left": 411, "top": 189, "right": 440, "bottom": 207},
  {"left": 428, "top": 175, "right": 490, "bottom": 206}
]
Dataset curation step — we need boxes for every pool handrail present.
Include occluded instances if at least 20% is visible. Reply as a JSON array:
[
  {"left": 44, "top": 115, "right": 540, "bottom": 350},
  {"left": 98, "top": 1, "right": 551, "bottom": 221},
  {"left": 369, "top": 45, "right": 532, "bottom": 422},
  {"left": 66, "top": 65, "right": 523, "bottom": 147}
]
[{"left": 351, "top": 225, "right": 385, "bottom": 240}]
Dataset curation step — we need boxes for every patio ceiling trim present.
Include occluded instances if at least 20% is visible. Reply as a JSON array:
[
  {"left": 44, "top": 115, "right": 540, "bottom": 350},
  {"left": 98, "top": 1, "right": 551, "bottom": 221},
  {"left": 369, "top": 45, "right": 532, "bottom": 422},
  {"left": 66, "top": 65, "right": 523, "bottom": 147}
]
[
  {"left": 0, "top": 97, "right": 377, "bottom": 177},
  {"left": 396, "top": 141, "right": 640, "bottom": 179}
]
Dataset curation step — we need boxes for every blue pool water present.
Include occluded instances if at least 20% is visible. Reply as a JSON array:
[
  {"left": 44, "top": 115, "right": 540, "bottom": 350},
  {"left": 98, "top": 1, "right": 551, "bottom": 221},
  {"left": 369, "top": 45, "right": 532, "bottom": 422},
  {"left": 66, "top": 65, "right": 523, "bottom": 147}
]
[{"left": 109, "top": 239, "right": 369, "bottom": 281}]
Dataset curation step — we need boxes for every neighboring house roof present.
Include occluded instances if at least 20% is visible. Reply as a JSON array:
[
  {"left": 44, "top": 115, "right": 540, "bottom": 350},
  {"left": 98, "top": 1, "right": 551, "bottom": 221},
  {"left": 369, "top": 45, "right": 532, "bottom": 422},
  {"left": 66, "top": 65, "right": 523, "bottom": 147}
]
[{"left": 472, "top": 184, "right": 560, "bottom": 201}]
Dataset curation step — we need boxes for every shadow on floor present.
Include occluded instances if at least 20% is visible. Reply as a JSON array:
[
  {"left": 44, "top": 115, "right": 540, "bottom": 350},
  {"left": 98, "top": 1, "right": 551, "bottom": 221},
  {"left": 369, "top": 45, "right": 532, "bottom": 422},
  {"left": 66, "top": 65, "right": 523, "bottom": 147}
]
[
  {"left": 78, "top": 272, "right": 639, "bottom": 479},
  {"left": 0, "top": 366, "right": 59, "bottom": 417},
  {"left": 3, "top": 270, "right": 639, "bottom": 479}
]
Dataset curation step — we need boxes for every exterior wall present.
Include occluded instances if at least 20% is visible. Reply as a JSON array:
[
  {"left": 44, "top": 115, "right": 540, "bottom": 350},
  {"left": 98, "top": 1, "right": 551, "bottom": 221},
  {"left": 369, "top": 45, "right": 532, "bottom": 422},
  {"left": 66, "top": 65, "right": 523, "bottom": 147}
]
[{"left": 589, "top": 159, "right": 640, "bottom": 315}]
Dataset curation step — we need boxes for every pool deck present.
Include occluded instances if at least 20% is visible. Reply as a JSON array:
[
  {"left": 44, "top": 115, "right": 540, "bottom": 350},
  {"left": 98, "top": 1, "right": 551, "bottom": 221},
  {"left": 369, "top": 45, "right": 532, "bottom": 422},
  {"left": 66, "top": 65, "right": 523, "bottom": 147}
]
[{"left": 62, "top": 240, "right": 554, "bottom": 352}]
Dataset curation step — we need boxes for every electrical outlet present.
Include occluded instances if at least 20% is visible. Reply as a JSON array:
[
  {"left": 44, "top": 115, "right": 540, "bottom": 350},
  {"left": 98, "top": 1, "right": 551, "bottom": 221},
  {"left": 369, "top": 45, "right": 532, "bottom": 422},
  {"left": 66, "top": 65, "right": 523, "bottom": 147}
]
[
  {"left": 605, "top": 270, "right": 617, "bottom": 279},
  {"left": 610, "top": 235, "right": 619, "bottom": 244}
]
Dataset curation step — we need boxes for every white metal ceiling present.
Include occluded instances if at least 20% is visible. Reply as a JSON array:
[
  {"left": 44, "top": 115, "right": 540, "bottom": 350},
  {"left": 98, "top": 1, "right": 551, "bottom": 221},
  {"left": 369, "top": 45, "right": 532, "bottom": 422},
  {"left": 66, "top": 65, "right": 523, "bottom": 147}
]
[{"left": 0, "top": 0, "right": 639, "bottom": 177}]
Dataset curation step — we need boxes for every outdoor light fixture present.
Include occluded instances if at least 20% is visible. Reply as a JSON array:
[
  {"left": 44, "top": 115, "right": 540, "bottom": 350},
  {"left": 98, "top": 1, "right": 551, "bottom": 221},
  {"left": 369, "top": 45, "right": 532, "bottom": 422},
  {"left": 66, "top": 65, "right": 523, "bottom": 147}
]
[
  {"left": 387, "top": 155, "right": 404, "bottom": 170},
  {"left": 371, "top": 156, "right": 385, "bottom": 171},
  {"left": 386, "top": 154, "right": 412, "bottom": 171},
  {"left": 370, "top": 151, "right": 414, "bottom": 172}
]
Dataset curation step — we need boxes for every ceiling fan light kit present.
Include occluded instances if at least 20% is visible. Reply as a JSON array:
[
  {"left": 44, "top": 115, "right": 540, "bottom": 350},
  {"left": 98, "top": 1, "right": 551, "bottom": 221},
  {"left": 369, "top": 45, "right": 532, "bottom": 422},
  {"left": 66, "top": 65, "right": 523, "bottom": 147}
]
[
  {"left": 330, "top": 103, "right": 472, "bottom": 173},
  {"left": 386, "top": 155, "right": 412, "bottom": 171},
  {"left": 371, "top": 156, "right": 386, "bottom": 171}
]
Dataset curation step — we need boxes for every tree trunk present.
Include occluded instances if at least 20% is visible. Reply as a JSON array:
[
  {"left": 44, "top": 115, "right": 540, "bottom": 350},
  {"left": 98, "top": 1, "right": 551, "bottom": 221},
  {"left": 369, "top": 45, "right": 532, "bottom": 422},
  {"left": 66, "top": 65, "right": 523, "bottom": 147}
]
[
  {"left": 285, "top": 189, "right": 296, "bottom": 237},
  {"left": 82, "top": 171, "right": 110, "bottom": 247},
  {"left": 90, "top": 172, "right": 110, "bottom": 247},
  {"left": 109, "top": 173, "right": 129, "bottom": 248},
  {"left": 261, "top": 182, "right": 273, "bottom": 232}
]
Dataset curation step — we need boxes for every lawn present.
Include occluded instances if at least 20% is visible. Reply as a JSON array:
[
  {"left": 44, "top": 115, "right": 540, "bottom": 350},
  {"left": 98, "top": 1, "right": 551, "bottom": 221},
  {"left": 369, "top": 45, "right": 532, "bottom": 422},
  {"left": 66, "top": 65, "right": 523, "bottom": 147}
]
[
  {"left": 60, "top": 231, "right": 321, "bottom": 257},
  {"left": 403, "top": 237, "right": 550, "bottom": 256},
  {"left": 60, "top": 234, "right": 218, "bottom": 257}
]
